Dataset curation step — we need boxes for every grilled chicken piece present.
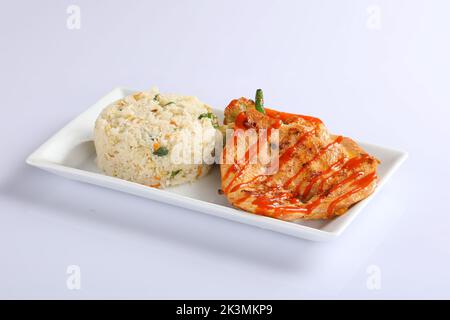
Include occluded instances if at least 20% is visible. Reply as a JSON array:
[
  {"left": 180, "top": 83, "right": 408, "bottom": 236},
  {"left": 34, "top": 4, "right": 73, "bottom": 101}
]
[{"left": 220, "top": 97, "right": 379, "bottom": 221}]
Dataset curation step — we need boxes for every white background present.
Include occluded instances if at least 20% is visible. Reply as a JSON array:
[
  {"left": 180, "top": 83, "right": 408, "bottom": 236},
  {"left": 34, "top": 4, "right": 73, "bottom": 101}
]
[{"left": 1, "top": 0, "right": 449, "bottom": 299}]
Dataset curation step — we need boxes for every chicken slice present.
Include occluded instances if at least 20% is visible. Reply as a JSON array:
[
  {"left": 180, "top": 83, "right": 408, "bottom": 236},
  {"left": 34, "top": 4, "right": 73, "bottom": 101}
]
[{"left": 220, "top": 98, "right": 379, "bottom": 221}]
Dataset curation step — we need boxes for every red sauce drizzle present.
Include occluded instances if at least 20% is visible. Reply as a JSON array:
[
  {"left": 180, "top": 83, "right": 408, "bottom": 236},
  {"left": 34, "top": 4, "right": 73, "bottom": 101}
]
[
  {"left": 278, "top": 128, "right": 317, "bottom": 165},
  {"left": 326, "top": 171, "right": 377, "bottom": 216},
  {"left": 248, "top": 170, "right": 375, "bottom": 218},
  {"left": 284, "top": 136, "right": 343, "bottom": 190},
  {"left": 235, "top": 193, "right": 252, "bottom": 205},
  {"left": 252, "top": 191, "right": 308, "bottom": 216},
  {"left": 265, "top": 108, "right": 323, "bottom": 124},
  {"left": 244, "top": 155, "right": 374, "bottom": 218},
  {"left": 301, "top": 157, "right": 346, "bottom": 200},
  {"left": 222, "top": 163, "right": 238, "bottom": 182},
  {"left": 223, "top": 137, "right": 259, "bottom": 193},
  {"left": 317, "top": 154, "right": 370, "bottom": 192},
  {"left": 234, "top": 112, "right": 248, "bottom": 130}
]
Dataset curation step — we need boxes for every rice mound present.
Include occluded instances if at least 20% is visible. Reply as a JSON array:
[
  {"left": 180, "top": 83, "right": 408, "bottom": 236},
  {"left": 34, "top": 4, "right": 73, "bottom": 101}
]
[{"left": 94, "top": 88, "right": 218, "bottom": 188}]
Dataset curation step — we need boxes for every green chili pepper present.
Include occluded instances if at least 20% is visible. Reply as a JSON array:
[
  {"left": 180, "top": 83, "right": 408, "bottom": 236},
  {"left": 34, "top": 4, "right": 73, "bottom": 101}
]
[{"left": 255, "top": 89, "right": 265, "bottom": 114}]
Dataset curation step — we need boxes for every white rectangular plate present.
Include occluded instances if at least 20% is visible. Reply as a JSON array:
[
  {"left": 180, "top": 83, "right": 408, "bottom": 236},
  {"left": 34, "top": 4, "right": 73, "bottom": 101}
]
[{"left": 26, "top": 88, "right": 407, "bottom": 241}]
